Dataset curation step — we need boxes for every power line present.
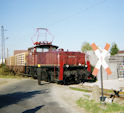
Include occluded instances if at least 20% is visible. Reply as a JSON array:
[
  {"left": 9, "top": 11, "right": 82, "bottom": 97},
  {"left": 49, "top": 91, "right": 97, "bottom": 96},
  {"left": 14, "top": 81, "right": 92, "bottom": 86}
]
[{"left": 48, "top": 0, "right": 108, "bottom": 27}]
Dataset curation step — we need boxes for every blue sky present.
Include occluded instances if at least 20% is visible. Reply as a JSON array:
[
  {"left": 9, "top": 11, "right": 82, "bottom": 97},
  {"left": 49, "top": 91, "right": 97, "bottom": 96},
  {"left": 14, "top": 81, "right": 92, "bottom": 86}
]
[{"left": 0, "top": 0, "right": 124, "bottom": 56}]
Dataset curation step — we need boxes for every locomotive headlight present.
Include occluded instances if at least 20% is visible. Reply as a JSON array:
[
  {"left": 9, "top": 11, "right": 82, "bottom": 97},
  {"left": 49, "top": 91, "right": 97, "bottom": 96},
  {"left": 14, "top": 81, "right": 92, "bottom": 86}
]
[
  {"left": 78, "top": 63, "right": 81, "bottom": 66},
  {"left": 66, "top": 65, "right": 69, "bottom": 68}
]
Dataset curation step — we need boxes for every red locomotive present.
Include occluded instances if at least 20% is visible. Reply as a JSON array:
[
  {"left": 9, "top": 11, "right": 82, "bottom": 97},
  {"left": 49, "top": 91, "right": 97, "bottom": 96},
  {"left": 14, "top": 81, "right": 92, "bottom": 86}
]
[{"left": 6, "top": 28, "right": 96, "bottom": 84}]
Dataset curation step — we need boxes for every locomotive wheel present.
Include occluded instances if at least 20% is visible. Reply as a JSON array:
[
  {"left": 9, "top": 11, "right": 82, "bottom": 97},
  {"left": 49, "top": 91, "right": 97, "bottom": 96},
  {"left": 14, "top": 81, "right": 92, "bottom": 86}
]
[
  {"left": 37, "top": 68, "right": 42, "bottom": 85},
  {"left": 47, "top": 74, "right": 51, "bottom": 82},
  {"left": 63, "top": 77, "right": 70, "bottom": 85},
  {"left": 29, "top": 67, "right": 34, "bottom": 78},
  {"left": 26, "top": 67, "right": 30, "bottom": 77},
  {"left": 50, "top": 75, "right": 55, "bottom": 82},
  {"left": 41, "top": 71, "right": 48, "bottom": 81},
  {"left": 38, "top": 74, "right": 42, "bottom": 85},
  {"left": 48, "top": 71, "right": 54, "bottom": 82},
  {"left": 32, "top": 70, "right": 37, "bottom": 79}
]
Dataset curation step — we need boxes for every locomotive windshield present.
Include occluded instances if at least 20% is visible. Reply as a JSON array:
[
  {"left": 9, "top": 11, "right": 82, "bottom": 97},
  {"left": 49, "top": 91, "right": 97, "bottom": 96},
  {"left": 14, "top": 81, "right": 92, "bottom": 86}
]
[
  {"left": 36, "top": 48, "right": 49, "bottom": 52},
  {"left": 28, "top": 42, "right": 58, "bottom": 53}
]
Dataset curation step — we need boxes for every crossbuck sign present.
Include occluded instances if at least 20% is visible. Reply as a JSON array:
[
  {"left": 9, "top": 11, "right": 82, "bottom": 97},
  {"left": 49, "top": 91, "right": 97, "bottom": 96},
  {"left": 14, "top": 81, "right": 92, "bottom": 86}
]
[{"left": 91, "top": 43, "right": 112, "bottom": 76}]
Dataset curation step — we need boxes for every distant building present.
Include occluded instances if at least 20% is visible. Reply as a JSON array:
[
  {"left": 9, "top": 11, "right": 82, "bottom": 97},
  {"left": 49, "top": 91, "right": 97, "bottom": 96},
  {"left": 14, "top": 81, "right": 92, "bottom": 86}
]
[
  {"left": 118, "top": 50, "right": 124, "bottom": 55},
  {"left": 14, "top": 50, "right": 28, "bottom": 55}
]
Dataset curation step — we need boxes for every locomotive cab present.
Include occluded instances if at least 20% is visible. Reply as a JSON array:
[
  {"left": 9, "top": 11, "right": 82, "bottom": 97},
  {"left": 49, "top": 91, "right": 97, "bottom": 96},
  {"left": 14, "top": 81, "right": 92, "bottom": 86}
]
[
  {"left": 27, "top": 41, "right": 59, "bottom": 66},
  {"left": 28, "top": 41, "right": 58, "bottom": 53}
]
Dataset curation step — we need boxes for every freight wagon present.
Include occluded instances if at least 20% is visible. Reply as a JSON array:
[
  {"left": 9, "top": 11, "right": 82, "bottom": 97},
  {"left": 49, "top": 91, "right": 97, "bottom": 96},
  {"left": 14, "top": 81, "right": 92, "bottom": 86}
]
[
  {"left": 6, "top": 41, "right": 96, "bottom": 84},
  {"left": 6, "top": 51, "right": 28, "bottom": 74}
]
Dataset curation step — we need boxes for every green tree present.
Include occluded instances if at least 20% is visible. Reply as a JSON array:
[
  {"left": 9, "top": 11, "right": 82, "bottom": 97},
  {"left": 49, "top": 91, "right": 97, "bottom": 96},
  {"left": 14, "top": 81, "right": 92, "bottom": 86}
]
[
  {"left": 110, "top": 43, "right": 119, "bottom": 55},
  {"left": 81, "top": 42, "right": 92, "bottom": 52}
]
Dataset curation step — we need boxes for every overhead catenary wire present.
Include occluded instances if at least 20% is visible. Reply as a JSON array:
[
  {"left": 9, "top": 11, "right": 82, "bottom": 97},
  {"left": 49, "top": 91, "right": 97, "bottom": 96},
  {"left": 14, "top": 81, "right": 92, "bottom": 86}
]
[
  {"left": 47, "top": 0, "right": 108, "bottom": 28},
  {"left": 30, "top": 0, "right": 108, "bottom": 44}
]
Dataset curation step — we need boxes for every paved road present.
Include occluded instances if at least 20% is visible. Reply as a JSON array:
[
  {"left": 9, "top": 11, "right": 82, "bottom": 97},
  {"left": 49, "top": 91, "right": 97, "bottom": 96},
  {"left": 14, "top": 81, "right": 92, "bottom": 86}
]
[{"left": 0, "top": 79, "right": 68, "bottom": 113}]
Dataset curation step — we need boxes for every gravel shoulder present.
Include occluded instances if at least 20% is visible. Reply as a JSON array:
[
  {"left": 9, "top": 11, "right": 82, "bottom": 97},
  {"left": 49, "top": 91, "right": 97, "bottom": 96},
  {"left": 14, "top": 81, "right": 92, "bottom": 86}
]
[
  {"left": 0, "top": 78, "right": 87, "bottom": 113},
  {"left": 0, "top": 78, "right": 29, "bottom": 90},
  {"left": 50, "top": 84, "right": 88, "bottom": 113},
  {"left": 0, "top": 79, "right": 69, "bottom": 113},
  {"left": 83, "top": 79, "right": 124, "bottom": 90},
  {"left": 1, "top": 78, "right": 124, "bottom": 113}
]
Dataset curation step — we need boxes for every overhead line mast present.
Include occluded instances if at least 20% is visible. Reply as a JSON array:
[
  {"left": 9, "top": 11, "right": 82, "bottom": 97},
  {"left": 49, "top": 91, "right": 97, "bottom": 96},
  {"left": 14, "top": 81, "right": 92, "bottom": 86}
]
[{"left": 1, "top": 26, "right": 4, "bottom": 64}]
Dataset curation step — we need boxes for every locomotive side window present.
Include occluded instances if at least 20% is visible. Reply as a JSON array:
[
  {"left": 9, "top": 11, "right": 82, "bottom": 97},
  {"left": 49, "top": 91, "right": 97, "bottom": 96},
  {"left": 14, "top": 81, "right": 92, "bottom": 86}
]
[
  {"left": 36, "top": 48, "right": 49, "bottom": 52},
  {"left": 36, "top": 48, "right": 42, "bottom": 52},
  {"left": 28, "top": 49, "right": 33, "bottom": 55},
  {"left": 43, "top": 48, "right": 49, "bottom": 52},
  {"left": 29, "top": 52, "right": 32, "bottom": 55},
  {"left": 31, "top": 48, "right": 34, "bottom": 52},
  {"left": 52, "top": 47, "right": 57, "bottom": 51}
]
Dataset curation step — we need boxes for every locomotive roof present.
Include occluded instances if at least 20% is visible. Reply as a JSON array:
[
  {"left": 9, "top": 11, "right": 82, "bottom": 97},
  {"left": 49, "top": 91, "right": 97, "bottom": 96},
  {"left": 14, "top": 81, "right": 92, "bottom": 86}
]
[{"left": 28, "top": 43, "right": 58, "bottom": 50}]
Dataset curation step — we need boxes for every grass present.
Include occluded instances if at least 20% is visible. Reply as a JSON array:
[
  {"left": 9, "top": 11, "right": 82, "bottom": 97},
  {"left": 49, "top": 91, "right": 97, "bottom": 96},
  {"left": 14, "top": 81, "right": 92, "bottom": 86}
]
[
  {"left": 103, "top": 89, "right": 113, "bottom": 94},
  {"left": 0, "top": 75, "right": 27, "bottom": 79},
  {"left": 103, "top": 89, "right": 124, "bottom": 95},
  {"left": 70, "top": 86, "right": 124, "bottom": 112},
  {"left": 70, "top": 86, "right": 116, "bottom": 94},
  {"left": 0, "top": 65, "right": 13, "bottom": 75},
  {"left": 0, "top": 65, "right": 27, "bottom": 79},
  {"left": 70, "top": 86, "right": 124, "bottom": 95},
  {"left": 77, "top": 98, "right": 124, "bottom": 113},
  {"left": 69, "top": 87, "right": 91, "bottom": 93},
  {"left": 83, "top": 94, "right": 90, "bottom": 98}
]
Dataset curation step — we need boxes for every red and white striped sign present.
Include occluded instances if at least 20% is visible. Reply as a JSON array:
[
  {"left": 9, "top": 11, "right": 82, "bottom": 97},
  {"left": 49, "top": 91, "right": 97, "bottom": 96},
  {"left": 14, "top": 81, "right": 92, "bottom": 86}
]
[{"left": 91, "top": 43, "right": 112, "bottom": 76}]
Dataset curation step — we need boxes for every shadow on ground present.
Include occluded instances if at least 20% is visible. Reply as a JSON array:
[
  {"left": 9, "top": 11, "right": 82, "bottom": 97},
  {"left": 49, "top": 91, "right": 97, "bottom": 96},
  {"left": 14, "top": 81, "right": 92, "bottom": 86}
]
[
  {"left": 22, "top": 105, "right": 45, "bottom": 113},
  {"left": 0, "top": 90, "right": 47, "bottom": 108}
]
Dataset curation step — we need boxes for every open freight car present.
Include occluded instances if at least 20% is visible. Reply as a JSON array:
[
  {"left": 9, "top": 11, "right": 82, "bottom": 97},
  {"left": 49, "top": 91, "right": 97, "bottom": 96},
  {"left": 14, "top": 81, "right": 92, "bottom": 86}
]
[{"left": 25, "top": 41, "right": 96, "bottom": 85}]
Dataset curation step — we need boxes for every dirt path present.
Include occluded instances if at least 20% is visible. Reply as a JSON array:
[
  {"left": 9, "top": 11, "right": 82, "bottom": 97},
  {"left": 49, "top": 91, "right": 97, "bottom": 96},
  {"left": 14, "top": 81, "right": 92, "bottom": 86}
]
[
  {"left": 0, "top": 78, "right": 29, "bottom": 90},
  {"left": 0, "top": 78, "right": 89, "bottom": 113},
  {"left": 0, "top": 79, "right": 69, "bottom": 113},
  {"left": 51, "top": 84, "right": 90, "bottom": 113},
  {"left": 0, "top": 78, "right": 87, "bottom": 113}
]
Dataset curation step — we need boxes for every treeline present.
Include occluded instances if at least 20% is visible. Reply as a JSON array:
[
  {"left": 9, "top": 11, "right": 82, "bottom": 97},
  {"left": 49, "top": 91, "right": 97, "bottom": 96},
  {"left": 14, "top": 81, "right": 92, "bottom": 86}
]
[{"left": 81, "top": 42, "right": 119, "bottom": 55}]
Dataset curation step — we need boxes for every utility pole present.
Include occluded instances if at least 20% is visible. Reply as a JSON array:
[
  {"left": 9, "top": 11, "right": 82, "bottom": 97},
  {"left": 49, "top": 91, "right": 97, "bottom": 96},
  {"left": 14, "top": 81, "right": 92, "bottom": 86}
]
[
  {"left": 1, "top": 26, "right": 8, "bottom": 64},
  {"left": 7, "top": 48, "right": 9, "bottom": 58},
  {"left": 1, "top": 26, "right": 4, "bottom": 64},
  {"left": 100, "top": 66, "right": 104, "bottom": 101}
]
